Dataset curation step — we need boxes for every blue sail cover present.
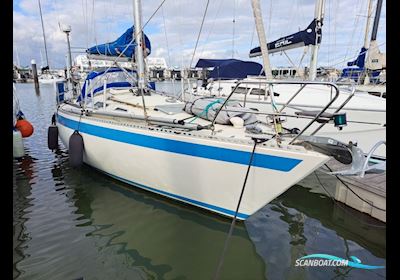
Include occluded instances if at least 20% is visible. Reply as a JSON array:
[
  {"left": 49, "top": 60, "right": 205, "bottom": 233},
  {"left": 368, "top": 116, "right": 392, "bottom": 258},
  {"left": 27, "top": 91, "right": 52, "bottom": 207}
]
[
  {"left": 249, "top": 19, "right": 322, "bottom": 57},
  {"left": 347, "top": 47, "right": 367, "bottom": 68},
  {"left": 77, "top": 68, "right": 137, "bottom": 101},
  {"left": 86, "top": 26, "right": 151, "bottom": 58},
  {"left": 195, "top": 59, "right": 264, "bottom": 79},
  {"left": 341, "top": 47, "right": 381, "bottom": 82}
]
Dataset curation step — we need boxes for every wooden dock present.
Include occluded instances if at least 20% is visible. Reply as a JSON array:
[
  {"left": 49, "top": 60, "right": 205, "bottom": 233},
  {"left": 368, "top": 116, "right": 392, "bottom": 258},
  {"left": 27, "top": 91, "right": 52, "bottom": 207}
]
[{"left": 325, "top": 159, "right": 386, "bottom": 222}]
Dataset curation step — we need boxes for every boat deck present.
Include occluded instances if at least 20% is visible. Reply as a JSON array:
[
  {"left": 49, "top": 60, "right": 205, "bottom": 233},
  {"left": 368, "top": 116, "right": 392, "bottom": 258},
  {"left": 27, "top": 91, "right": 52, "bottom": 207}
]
[{"left": 94, "top": 90, "right": 296, "bottom": 145}]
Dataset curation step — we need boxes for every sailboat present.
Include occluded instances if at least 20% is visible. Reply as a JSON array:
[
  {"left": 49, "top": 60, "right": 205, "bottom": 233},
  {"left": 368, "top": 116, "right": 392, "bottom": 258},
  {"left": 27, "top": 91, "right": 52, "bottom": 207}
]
[
  {"left": 50, "top": 0, "right": 363, "bottom": 220},
  {"left": 188, "top": 0, "right": 386, "bottom": 161},
  {"left": 37, "top": 0, "right": 65, "bottom": 84},
  {"left": 340, "top": 0, "right": 386, "bottom": 98}
]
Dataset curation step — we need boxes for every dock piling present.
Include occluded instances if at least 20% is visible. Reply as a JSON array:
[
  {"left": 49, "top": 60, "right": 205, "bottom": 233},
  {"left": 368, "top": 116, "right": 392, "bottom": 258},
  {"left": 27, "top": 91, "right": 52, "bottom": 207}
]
[{"left": 31, "top": 59, "right": 40, "bottom": 94}]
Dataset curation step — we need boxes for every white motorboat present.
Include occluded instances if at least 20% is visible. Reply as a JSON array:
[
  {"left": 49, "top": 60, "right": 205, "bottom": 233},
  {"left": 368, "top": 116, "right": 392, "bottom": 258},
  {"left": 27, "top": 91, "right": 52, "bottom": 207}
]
[{"left": 38, "top": 73, "right": 65, "bottom": 84}]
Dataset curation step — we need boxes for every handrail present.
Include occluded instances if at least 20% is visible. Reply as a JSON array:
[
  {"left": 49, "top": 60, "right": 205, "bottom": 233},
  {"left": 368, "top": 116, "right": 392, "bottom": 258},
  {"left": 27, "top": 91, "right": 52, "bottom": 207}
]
[
  {"left": 277, "top": 84, "right": 306, "bottom": 113},
  {"left": 361, "top": 140, "right": 386, "bottom": 178},
  {"left": 311, "top": 85, "right": 356, "bottom": 135},
  {"left": 210, "top": 80, "right": 342, "bottom": 143}
]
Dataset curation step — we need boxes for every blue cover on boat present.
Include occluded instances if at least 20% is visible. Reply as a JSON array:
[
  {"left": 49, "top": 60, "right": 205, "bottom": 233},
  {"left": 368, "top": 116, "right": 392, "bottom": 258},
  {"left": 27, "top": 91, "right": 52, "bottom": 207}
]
[
  {"left": 249, "top": 19, "right": 322, "bottom": 57},
  {"left": 341, "top": 47, "right": 383, "bottom": 82},
  {"left": 346, "top": 47, "right": 367, "bottom": 68},
  {"left": 195, "top": 59, "right": 264, "bottom": 79},
  {"left": 340, "top": 67, "right": 381, "bottom": 82},
  {"left": 86, "top": 26, "right": 151, "bottom": 58}
]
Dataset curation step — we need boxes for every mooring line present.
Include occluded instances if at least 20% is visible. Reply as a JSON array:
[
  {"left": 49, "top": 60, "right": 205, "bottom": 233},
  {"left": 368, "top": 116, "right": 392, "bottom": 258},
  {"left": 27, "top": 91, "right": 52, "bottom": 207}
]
[{"left": 213, "top": 138, "right": 267, "bottom": 280}]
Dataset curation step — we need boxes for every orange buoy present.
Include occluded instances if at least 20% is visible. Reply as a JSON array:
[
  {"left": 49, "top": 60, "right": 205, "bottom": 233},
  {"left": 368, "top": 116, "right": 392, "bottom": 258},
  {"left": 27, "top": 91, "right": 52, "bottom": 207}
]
[{"left": 15, "top": 119, "right": 34, "bottom": 138}]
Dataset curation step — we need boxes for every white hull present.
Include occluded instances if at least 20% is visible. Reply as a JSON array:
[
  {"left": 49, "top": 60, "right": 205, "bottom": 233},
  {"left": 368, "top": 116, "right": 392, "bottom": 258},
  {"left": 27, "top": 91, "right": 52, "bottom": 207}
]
[
  {"left": 39, "top": 78, "right": 65, "bottom": 84},
  {"left": 56, "top": 110, "right": 329, "bottom": 220}
]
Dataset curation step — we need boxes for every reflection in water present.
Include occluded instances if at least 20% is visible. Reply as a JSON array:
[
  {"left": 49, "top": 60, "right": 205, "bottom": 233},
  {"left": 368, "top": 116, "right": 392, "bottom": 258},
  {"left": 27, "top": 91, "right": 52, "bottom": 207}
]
[
  {"left": 63, "top": 167, "right": 264, "bottom": 279},
  {"left": 13, "top": 155, "right": 36, "bottom": 279},
  {"left": 245, "top": 185, "right": 386, "bottom": 280},
  {"left": 13, "top": 84, "right": 385, "bottom": 279}
]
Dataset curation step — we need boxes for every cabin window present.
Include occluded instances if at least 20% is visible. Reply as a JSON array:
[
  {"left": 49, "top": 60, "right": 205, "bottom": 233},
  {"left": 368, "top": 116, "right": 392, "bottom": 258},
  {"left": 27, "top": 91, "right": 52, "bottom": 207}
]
[
  {"left": 232, "top": 86, "right": 249, "bottom": 95},
  {"left": 249, "top": 88, "right": 266, "bottom": 95},
  {"left": 94, "top": 101, "right": 108, "bottom": 109}
]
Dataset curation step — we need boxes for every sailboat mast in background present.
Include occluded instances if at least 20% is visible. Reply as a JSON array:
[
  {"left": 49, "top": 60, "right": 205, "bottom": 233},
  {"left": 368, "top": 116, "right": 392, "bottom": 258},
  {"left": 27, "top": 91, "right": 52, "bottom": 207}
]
[
  {"left": 308, "top": 0, "right": 325, "bottom": 81},
  {"left": 38, "top": 0, "right": 49, "bottom": 69},
  {"left": 250, "top": 0, "right": 272, "bottom": 79}
]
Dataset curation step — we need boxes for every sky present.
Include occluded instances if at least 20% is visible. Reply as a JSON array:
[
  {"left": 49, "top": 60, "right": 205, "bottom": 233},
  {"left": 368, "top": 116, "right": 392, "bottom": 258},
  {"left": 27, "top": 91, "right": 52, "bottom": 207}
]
[{"left": 13, "top": 0, "right": 386, "bottom": 70}]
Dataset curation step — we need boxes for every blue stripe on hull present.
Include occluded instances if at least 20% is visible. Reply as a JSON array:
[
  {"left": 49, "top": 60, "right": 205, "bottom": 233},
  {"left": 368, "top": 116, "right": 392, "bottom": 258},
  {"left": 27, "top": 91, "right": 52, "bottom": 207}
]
[
  {"left": 95, "top": 167, "right": 250, "bottom": 219},
  {"left": 57, "top": 113, "right": 302, "bottom": 171}
]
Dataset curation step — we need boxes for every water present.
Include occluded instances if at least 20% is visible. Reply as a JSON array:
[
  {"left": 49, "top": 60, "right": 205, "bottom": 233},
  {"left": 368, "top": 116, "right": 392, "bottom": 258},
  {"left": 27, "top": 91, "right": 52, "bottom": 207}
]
[{"left": 13, "top": 82, "right": 386, "bottom": 279}]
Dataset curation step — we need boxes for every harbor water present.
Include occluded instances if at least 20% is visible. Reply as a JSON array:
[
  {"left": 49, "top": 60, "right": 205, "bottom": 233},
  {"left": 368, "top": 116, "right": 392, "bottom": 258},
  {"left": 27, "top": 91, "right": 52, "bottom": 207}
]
[{"left": 13, "top": 82, "right": 386, "bottom": 279}]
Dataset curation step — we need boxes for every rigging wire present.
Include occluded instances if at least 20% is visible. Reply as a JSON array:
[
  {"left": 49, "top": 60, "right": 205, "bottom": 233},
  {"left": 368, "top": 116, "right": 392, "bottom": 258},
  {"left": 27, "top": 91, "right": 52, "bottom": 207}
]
[
  {"left": 343, "top": 0, "right": 363, "bottom": 63},
  {"left": 161, "top": 6, "right": 172, "bottom": 67},
  {"left": 249, "top": 23, "right": 256, "bottom": 50},
  {"left": 81, "top": 0, "right": 87, "bottom": 49},
  {"left": 329, "top": 41, "right": 386, "bottom": 68},
  {"left": 232, "top": 0, "right": 236, "bottom": 58},
  {"left": 38, "top": 0, "right": 50, "bottom": 68},
  {"left": 189, "top": 0, "right": 211, "bottom": 68},
  {"left": 332, "top": 0, "right": 338, "bottom": 67},
  {"left": 354, "top": 0, "right": 370, "bottom": 53},
  {"left": 161, "top": 5, "right": 176, "bottom": 94},
  {"left": 199, "top": 0, "right": 225, "bottom": 58},
  {"left": 327, "top": 0, "right": 331, "bottom": 65},
  {"left": 78, "top": 0, "right": 168, "bottom": 92},
  {"left": 267, "top": 0, "right": 272, "bottom": 38}
]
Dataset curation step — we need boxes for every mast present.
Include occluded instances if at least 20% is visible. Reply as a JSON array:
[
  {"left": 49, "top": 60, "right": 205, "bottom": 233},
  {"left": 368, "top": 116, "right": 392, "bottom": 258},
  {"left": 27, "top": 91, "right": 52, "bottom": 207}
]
[
  {"left": 251, "top": 0, "right": 272, "bottom": 79},
  {"left": 133, "top": 0, "right": 146, "bottom": 90},
  {"left": 38, "top": 0, "right": 50, "bottom": 69},
  {"left": 363, "top": 0, "right": 384, "bottom": 81},
  {"left": 370, "top": 0, "right": 383, "bottom": 41},
  {"left": 15, "top": 47, "right": 21, "bottom": 68},
  {"left": 250, "top": 0, "right": 282, "bottom": 143},
  {"left": 363, "top": 0, "right": 374, "bottom": 49},
  {"left": 308, "top": 0, "right": 325, "bottom": 81},
  {"left": 40, "top": 49, "right": 44, "bottom": 68}
]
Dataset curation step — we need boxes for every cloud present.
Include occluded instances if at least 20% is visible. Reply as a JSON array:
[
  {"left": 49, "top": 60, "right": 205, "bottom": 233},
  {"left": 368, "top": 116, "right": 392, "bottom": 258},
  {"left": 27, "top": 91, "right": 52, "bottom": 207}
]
[{"left": 13, "top": 0, "right": 386, "bottom": 70}]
